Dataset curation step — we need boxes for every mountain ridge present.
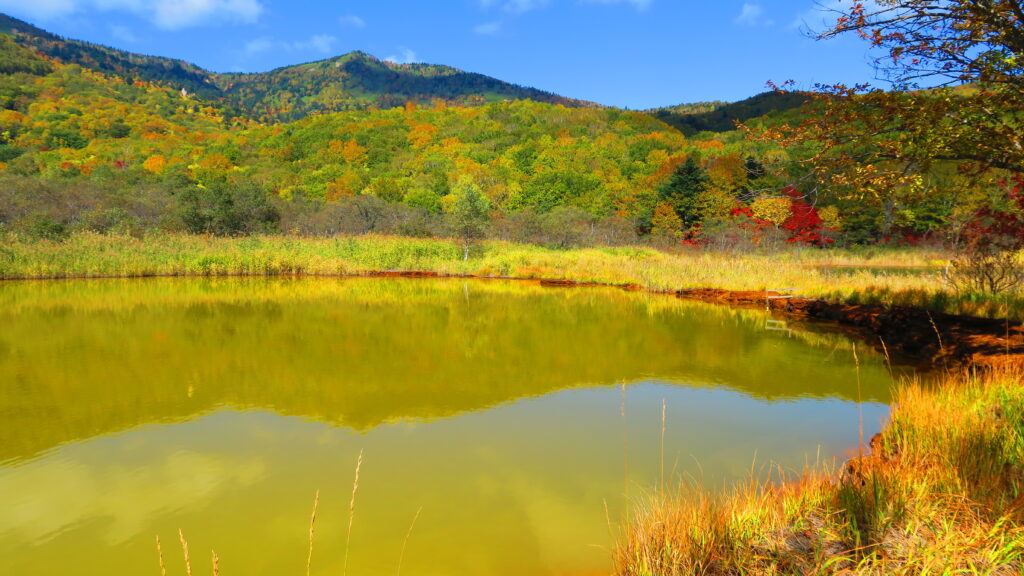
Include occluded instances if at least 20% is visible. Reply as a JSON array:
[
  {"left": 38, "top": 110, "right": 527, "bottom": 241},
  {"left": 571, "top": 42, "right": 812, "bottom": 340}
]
[
  {"left": 0, "top": 13, "right": 594, "bottom": 122},
  {"left": 647, "top": 91, "right": 810, "bottom": 135}
]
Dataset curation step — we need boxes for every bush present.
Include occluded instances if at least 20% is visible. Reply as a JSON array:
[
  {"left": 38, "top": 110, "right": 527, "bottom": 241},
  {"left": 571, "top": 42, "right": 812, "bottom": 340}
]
[
  {"left": 944, "top": 246, "right": 1023, "bottom": 296},
  {"left": 944, "top": 177, "right": 1024, "bottom": 296},
  {"left": 177, "top": 181, "right": 280, "bottom": 236},
  {"left": 20, "top": 214, "right": 67, "bottom": 240}
]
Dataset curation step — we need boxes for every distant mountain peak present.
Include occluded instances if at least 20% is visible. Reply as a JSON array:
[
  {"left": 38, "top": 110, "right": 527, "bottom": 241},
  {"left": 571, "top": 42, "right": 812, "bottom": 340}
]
[{"left": 0, "top": 14, "right": 591, "bottom": 122}]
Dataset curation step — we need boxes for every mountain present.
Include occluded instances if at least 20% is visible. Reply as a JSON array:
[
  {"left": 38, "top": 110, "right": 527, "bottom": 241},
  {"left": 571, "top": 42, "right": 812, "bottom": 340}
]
[
  {"left": 214, "top": 52, "right": 594, "bottom": 123},
  {"left": 0, "top": 24, "right": 698, "bottom": 239},
  {"left": 0, "top": 13, "right": 224, "bottom": 99},
  {"left": 0, "top": 11, "right": 809, "bottom": 245},
  {"left": 0, "top": 13, "right": 591, "bottom": 122},
  {"left": 647, "top": 91, "right": 810, "bottom": 136}
]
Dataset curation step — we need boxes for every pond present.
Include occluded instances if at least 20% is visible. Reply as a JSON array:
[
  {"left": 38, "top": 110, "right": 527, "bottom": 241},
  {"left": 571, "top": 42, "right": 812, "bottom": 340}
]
[{"left": 0, "top": 277, "right": 897, "bottom": 576}]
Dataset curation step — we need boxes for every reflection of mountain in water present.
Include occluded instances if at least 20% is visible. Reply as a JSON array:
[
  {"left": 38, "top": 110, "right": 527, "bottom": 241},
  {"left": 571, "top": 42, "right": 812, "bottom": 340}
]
[{"left": 0, "top": 278, "right": 893, "bottom": 462}]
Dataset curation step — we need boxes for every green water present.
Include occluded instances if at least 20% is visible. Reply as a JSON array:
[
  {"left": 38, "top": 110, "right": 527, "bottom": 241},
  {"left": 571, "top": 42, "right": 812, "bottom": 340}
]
[{"left": 0, "top": 277, "right": 896, "bottom": 576}]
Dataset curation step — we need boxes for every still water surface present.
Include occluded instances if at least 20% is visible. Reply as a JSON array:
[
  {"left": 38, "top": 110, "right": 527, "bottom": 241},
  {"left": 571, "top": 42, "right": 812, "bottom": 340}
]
[{"left": 0, "top": 278, "right": 895, "bottom": 575}]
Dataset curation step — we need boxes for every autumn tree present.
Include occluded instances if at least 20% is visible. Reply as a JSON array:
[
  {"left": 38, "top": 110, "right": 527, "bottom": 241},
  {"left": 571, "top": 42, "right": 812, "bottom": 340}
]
[
  {"left": 750, "top": 196, "right": 791, "bottom": 227},
  {"left": 650, "top": 201, "right": 683, "bottom": 241},
  {"left": 774, "top": 0, "right": 1024, "bottom": 286},
  {"left": 770, "top": 0, "right": 1023, "bottom": 195},
  {"left": 142, "top": 154, "right": 167, "bottom": 175},
  {"left": 824, "top": 1, "right": 1023, "bottom": 92}
]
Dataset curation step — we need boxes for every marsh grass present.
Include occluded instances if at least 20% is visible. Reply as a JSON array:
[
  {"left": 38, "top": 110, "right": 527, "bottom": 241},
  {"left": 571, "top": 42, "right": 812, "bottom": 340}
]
[
  {"left": 615, "top": 367, "right": 1024, "bottom": 575},
  {"left": 2, "top": 232, "right": 1021, "bottom": 319},
  {"left": 307, "top": 489, "right": 319, "bottom": 576},
  {"left": 396, "top": 507, "right": 422, "bottom": 576},
  {"left": 178, "top": 529, "right": 192, "bottom": 576},
  {"left": 344, "top": 450, "right": 363, "bottom": 576},
  {"left": 156, "top": 535, "right": 167, "bottom": 576}
]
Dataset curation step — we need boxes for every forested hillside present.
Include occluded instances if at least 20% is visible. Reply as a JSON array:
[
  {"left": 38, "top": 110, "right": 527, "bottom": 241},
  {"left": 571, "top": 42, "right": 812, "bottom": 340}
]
[
  {"left": 215, "top": 52, "right": 590, "bottom": 122},
  {"left": 0, "top": 12, "right": 1013, "bottom": 253},
  {"left": 648, "top": 91, "right": 809, "bottom": 136},
  {"left": 0, "top": 14, "right": 224, "bottom": 100},
  {"left": 0, "top": 14, "right": 585, "bottom": 123}
]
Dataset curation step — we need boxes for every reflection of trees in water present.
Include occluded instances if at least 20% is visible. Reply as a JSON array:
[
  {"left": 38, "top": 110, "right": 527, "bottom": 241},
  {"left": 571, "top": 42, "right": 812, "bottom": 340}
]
[{"left": 0, "top": 277, "right": 893, "bottom": 462}]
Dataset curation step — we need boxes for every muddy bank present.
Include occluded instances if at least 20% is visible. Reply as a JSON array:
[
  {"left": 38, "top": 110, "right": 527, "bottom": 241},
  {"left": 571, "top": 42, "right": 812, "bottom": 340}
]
[{"left": 676, "top": 288, "right": 1024, "bottom": 369}]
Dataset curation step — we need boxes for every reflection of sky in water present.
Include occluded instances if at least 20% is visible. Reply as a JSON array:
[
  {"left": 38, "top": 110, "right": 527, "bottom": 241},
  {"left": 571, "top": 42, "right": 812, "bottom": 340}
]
[
  {"left": 0, "top": 448, "right": 265, "bottom": 545},
  {"left": 0, "top": 382, "right": 889, "bottom": 576},
  {"left": 0, "top": 277, "right": 898, "bottom": 576}
]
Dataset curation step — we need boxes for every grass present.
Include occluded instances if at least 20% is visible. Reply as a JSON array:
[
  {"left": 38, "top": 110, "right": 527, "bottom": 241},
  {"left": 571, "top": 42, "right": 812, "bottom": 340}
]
[
  {"left": 614, "top": 367, "right": 1024, "bottom": 576},
  {"left": 1, "top": 231, "right": 1021, "bottom": 319}
]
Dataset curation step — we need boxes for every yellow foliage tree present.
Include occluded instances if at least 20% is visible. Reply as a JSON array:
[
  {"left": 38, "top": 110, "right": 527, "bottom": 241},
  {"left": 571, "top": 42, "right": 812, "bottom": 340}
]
[
  {"left": 142, "top": 154, "right": 167, "bottom": 175},
  {"left": 651, "top": 201, "right": 683, "bottom": 239},
  {"left": 407, "top": 123, "right": 438, "bottom": 150},
  {"left": 818, "top": 205, "right": 842, "bottom": 230},
  {"left": 340, "top": 140, "right": 368, "bottom": 165},
  {"left": 706, "top": 154, "right": 747, "bottom": 195},
  {"left": 750, "top": 197, "right": 791, "bottom": 226}
]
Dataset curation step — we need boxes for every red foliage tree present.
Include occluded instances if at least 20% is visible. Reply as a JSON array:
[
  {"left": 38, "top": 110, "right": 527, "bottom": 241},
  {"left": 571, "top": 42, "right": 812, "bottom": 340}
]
[
  {"left": 962, "top": 176, "right": 1024, "bottom": 251},
  {"left": 781, "top": 186, "right": 831, "bottom": 246}
]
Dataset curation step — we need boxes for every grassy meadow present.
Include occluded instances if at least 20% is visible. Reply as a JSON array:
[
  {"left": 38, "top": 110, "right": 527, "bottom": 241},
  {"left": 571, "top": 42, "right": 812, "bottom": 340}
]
[{"left": 2, "top": 231, "right": 1020, "bottom": 320}]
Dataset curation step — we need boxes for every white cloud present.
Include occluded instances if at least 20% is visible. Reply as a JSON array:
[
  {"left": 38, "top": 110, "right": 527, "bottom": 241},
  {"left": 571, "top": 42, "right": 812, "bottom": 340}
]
[
  {"left": 339, "top": 14, "right": 366, "bottom": 28},
  {"left": 385, "top": 47, "right": 418, "bottom": 64},
  {"left": 735, "top": 2, "right": 773, "bottom": 27},
  {"left": 478, "top": 0, "right": 548, "bottom": 15},
  {"left": 297, "top": 34, "right": 336, "bottom": 54},
  {"left": 243, "top": 37, "right": 274, "bottom": 55},
  {"left": 479, "top": 0, "right": 651, "bottom": 16},
  {"left": 580, "top": 0, "right": 652, "bottom": 11},
  {"left": 150, "top": 0, "right": 263, "bottom": 29},
  {"left": 504, "top": 0, "right": 548, "bottom": 14},
  {"left": 473, "top": 21, "right": 502, "bottom": 36},
  {"left": 791, "top": 0, "right": 882, "bottom": 31},
  {"left": 0, "top": 0, "right": 75, "bottom": 20},
  {"left": 244, "top": 34, "right": 337, "bottom": 56},
  {"left": 0, "top": 0, "right": 265, "bottom": 30},
  {"left": 109, "top": 23, "right": 137, "bottom": 43}
]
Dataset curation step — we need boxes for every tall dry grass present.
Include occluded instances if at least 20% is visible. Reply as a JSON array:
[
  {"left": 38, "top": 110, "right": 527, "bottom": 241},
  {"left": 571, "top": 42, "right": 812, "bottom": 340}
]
[
  {"left": 178, "top": 529, "right": 192, "bottom": 576},
  {"left": 156, "top": 535, "right": 167, "bottom": 576},
  {"left": 343, "top": 450, "right": 363, "bottom": 576},
  {"left": 396, "top": 507, "right": 422, "bottom": 576},
  {"left": 307, "top": 489, "right": 319, "bottom": 576},
  {"left": 2, "top": 232, "right": 1021, "bottom": 319},
  {"left": 615, "top": 367, "right": 1024, "bottom": 576}
]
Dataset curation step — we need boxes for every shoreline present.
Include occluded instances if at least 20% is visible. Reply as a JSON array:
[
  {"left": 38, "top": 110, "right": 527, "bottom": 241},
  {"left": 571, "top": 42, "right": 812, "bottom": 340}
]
[{"left": 5, "top": 265, "right": 1020, "bottom": 370}]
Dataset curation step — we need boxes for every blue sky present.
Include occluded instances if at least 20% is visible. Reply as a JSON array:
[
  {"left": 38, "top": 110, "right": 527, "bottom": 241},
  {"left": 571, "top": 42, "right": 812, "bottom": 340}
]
[{"left": 0, "top": 0, "right": 881, "bottom": 109}]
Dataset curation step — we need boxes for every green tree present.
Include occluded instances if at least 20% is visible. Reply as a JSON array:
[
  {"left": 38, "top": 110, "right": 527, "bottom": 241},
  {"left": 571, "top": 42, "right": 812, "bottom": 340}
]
[
  {"left": 449, "top": 176, "right": 490, "bottom": 260},
  {"left": 404, "top": 187, "right": 443, "bottom": 214},
  {"left": 178, "top": 181, "right": 279, "bottom": 236},
  {"left": 656, "top": 157, "right": 709, "bottom": 228}
]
